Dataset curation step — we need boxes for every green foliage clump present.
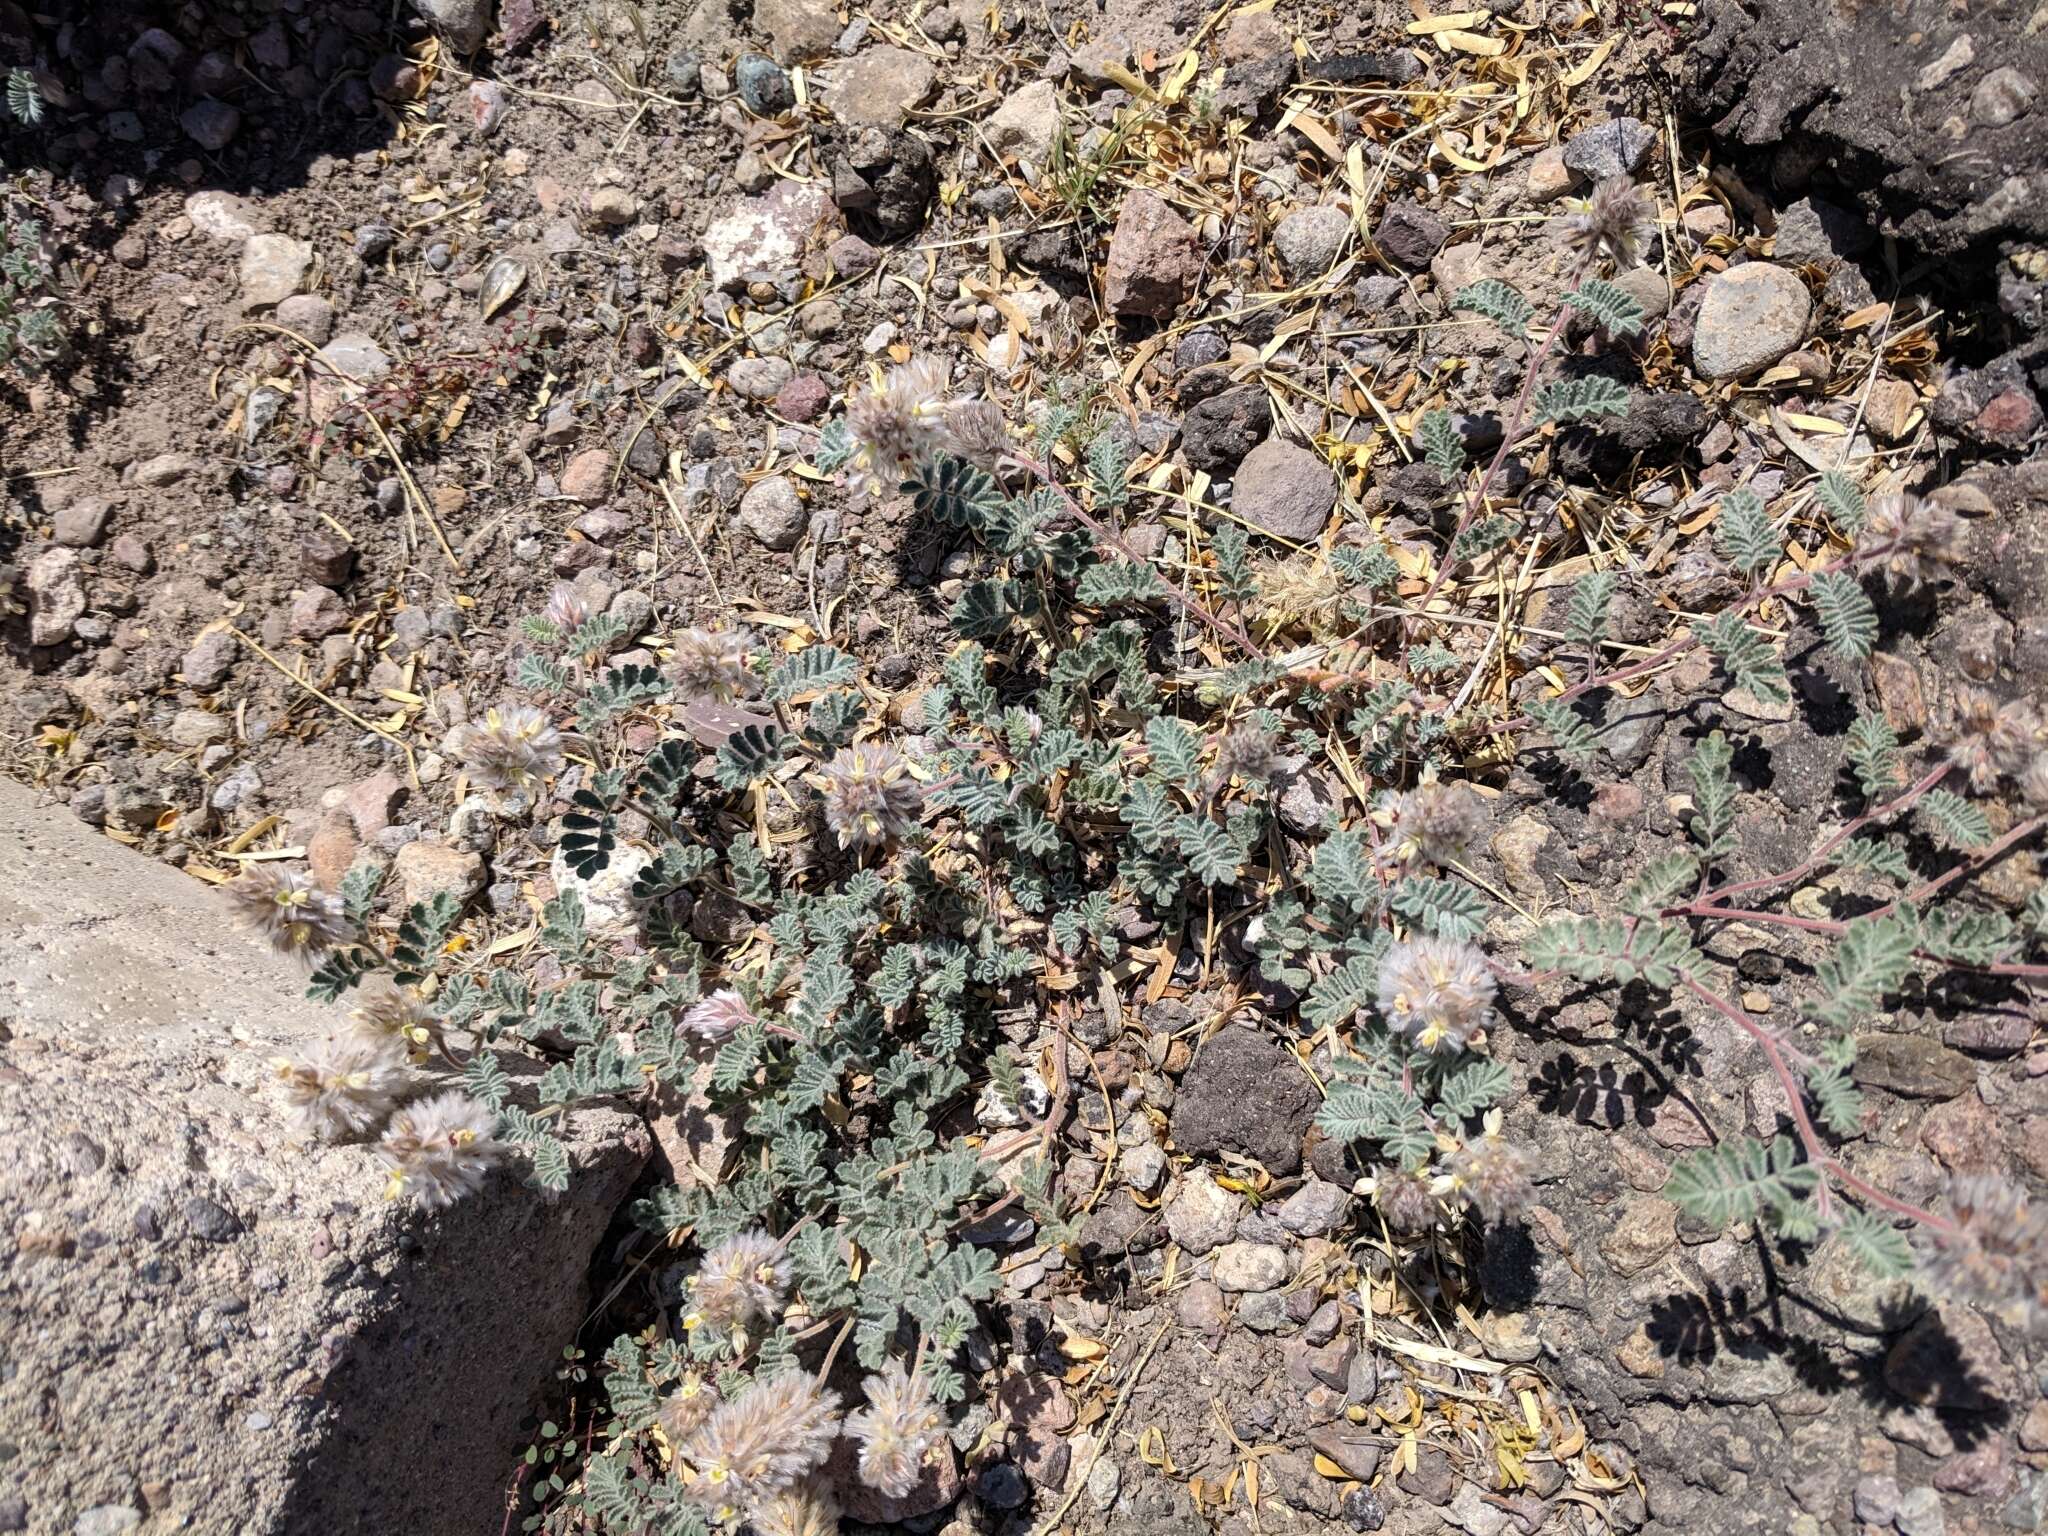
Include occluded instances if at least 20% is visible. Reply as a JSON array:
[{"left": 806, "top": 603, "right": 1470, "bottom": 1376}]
[{"left": 0, "top": 198, "right": 66, "bottom": 378}]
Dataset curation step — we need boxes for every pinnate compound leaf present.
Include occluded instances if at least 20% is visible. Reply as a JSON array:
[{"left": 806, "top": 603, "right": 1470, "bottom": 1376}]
[
  {"left": 1527, "top": 696, "right": 1600, "bottom": 770},
  {"left": 1526, "top": 916, "right": 1699, "bottom": 989},
  {"left": 767, "top": 643, "right": 858, "bottom": 702},
  {"left": 1835, "top": 1207, "right": 1914, "bottom": 1281},
  {"left": 1535, "top": 375, "right": 1630, "bottom": 423},
  {"left": 1687, "top": 730, "right": 1738, "bottom": 857},
  {"left": 1309, "top": 828, "right": 1381, "bottom": 916},
  {"left": 1418, "top": 409, "right": 1466, "bottom": 478},
  {"left": 1144, "top": 716, "right": 1202, "bottom": 787},
  {"left": 1816, "top": 470, "right": 1867, "bottom": 533},
  {"left": 1452, "top": 278, "right": 1533, "bottom": 338},
  {"left": 713, "top": 722, "right": 789, "bottom": 790},
  {"left": 1805, "top": 910, "right": 1918, "bottom": 1028},
  {"left": 1564, "top": 276, "right": 1646, "bottom": 337},
  {"left": 1618, "top": 851, "right": 1700, "bottom": 917},
  {"left": 1665, "top": 1135, "right": 1818, "bottom": 1229},
  {"left": 1810, "top": 570, "right": 1878, "bottom": 661},
  {"left": 1838, "top": 835, "right": 1911, "bottom": 882},
  {"left": 1712, "top": 487, "right": 1779, "bottom": 578},
  {"left": 1390, "top": 875, "right": 1487, "bottom": 940},
  {"left": 1846, "top": 711, "right": 1902, "bottom": 802},
  {"left": 1694, "top": 611, "right": 1789, "bottom": 704},
  {"left": 1564, "top": 570, "right": 1620, "bottom": 648},
  {"left": 1918, "top": 788, "right": 1991, "bottom": 849}
]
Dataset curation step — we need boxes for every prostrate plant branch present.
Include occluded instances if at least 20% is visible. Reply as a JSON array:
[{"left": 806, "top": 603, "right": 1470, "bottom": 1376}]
[
  {"left": 1679, "top": 976, "right": 1957, "bottom": 1237},
  {"left": 1411, "top": 283, "right": 1585, "bottom": 620}
]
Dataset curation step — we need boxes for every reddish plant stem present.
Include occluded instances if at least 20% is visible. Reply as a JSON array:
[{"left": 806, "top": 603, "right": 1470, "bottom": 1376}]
[
  {"left": 1680, "top": 977, "right": 1957, "bottom": 1236},
  {"left": 1666, "top": 901, "right": 2048, "bottom": 980},
  {"left": 1690, "top": 762, "right": 1954, "bottom": 910},
  {"left": 1481, "top": 533, "right": 1941, "bottom": 732},
  {"left": 1888, "top": 811, "right": 2048, "bottom": 914}
]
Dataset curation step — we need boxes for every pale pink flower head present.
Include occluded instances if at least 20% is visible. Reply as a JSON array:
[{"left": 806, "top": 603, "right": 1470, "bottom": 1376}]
[
  {"left": 1387, "top": 779, "right": 1487, "bottom": 867},
  {"left": 685, "top": 1229, "right": 789, "bottom": 1332},
  {"left": 1448, "top": 1133, "right": 1532, "bottom": 1224},
  {"left": 668, "top": 627, "right": 756, "bottom": 702},
  {"left": 1377, "top": 935, "right": 1496, "bottom": 1053},
  {"left": 376, "top": 1090, "right": 502, "bottom": 1209},
  {"left": 808, "top": 741, "right": 923, "bottom": 849},
  {"left": 1924, "top": 1173, "right": 2048, "bottom": 1332},
  {"left": 454, "top": 702, "right": 565, "bottom": 794},
  {"left": 679, "top": 1373, "right": 842, "bottom": 1507},
  {"left": 1557, "top": 176, "right": 1655, "bottom": 269},
  {"left": 274, "top": 1034, "right": 406, "bottom": 1141},
  {"left": 1858, "top": 493, "right": 1965, "bottom": 589},
  {"left": 843, "top": 1356, "right": 947, "bottom": 1498},
  {"left": 226, "top": 864, "right": 351, "bottom": 962},
  {"left": 681, "top": 988, "right": 756, "bottom": 1042}
]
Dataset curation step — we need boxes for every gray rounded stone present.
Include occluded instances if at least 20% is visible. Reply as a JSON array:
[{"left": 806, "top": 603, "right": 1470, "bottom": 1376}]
[
  {"left": 1230, "top": 436, "right": 1337, "bottom": 543},
  {"left": 1273, "top": 204, "right": 1352, "bottom": 278},
  {"left": 1691, "top": 263, "right": 1811, "bottom": 380},
  {"left": 735, "top": 53, "right": 794, "bottom": 114},
  {"left": 739, "top": 475, "right": 810, "bottom": 550}
]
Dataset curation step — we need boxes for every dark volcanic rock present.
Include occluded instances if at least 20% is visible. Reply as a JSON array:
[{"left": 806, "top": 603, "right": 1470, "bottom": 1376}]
[
  {"left": 1182, "top": 385, "right": 1271, "bottom": 472},
  {"left": 1171, "top": 1026, "right": 1318, "bottom": 1174}
]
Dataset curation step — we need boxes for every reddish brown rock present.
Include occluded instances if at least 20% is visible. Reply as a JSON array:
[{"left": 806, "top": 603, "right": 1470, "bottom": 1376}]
[{"left": 1103, "top": 190, "right": 1201, "bottom": 320}]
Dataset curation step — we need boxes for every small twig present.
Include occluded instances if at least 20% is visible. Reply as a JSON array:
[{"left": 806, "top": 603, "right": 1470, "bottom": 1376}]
[
  {"left": 226, "top": 624, "right": 418, "bottom": 784},
  {"left": 229, "top": 320, "right": 461, "bottom": 573},
  {"left": 1031, "top": 1318, "right": 1170, "bottom": 1536},
  {"left": 660, "top": 480, "right": 726, "bottom": 608}
]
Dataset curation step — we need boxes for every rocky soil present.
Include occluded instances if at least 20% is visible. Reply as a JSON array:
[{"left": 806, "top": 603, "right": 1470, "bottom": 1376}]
[{"left": 3, "top": 1, "right": 2047, "bottom": 1534}]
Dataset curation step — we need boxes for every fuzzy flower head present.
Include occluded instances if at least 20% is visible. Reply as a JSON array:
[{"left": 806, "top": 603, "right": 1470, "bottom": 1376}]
[
  {"left": 1257, "top": 553, "right": 1347, "bottom": 638},
  {"left": 843, "top": 357, "right": 951, "bottom": 493},
  {"left": 348, "top": 979, "right": 438, "bottom": 1058},
  {"left": 1557, "top": 176, "right": 1655, "bottom": 269},
  {"left": 657, "top": 1373, "right": 721, "bottom": 1447},
  {"left": 943, "top": 396, "right": 1011, "bottom": 470},
  {"left": 226, "top": 864, "right": 351, "bottom": 962},
  {"left": 1377, "top": 935, "right": 1496, "bottom": 1053},
  {"left": 1387, "top": 778, "right": 1487, "bottom": 867},
  {"left": 753, "top": 1482, "right": 839, "bottom": 1536},
  {"left": 668, "top": 627, "right": 756, "bottom": 702},
  {"left": 1368, "top": 1165, "right": 1440, "bottom": 1233},
  {"left": 808, "top": 741, "right": 924, "bottom": 849},
  {"left": 681, "top": 988, "right": 756, "bottom": 1042},
  {"left": 1448, "top": 1130, "right": 1533, "bottom": 1224},
  {"left": 455, "top": 702, "right": 565, "bottom": 795},
  {"left": 1924, "top": 1173, "right": 2048, "bottom": 1332},
  {"left": 2022, "top": 753, "right": 2048, "bottom": 810},
  {"left": 686, "top": 1230, "right": 790, "bottom": 1334},
  {"left": 376, "top": 1090, "right": 503, "bottom": 1209},
  {"left": 544, "top": 582, "right": 591, "bottom": 633},
  {"left": 1947, "top": 687, "right": 2040, "bottom": 792},
  {"left": 748, "top": 1481, "right": 841, "bottom": 1536},
  {"left": 680, "top": 1373, "right": 843, "bottom": 1508},
  {"left": 1858, "top": 493, "right": 1965, "bottom": 589},
  {"left": 843, "top": 1357, "right": 947, "bottom": 1499},
  {"left": 1218, "top": 723, "right": 1281, "bottom": 783},
  {"left": 273, "top": 1034, "right": 406, "bottom": 1141}
]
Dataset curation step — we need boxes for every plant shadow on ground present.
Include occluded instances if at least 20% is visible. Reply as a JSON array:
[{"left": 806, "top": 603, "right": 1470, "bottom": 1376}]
[
  {"left": 1512, "top": 981, "right": 1712, "bottom": 1141},
  {"left": 1644, "top": 1255, "right": 2013, "bottom": 1448}
]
